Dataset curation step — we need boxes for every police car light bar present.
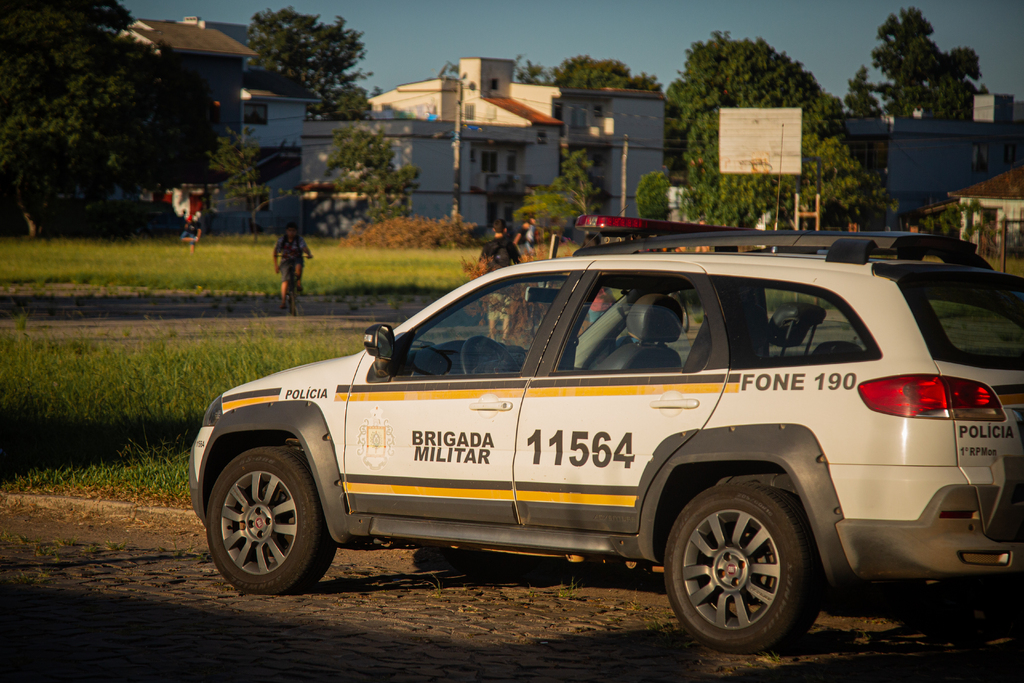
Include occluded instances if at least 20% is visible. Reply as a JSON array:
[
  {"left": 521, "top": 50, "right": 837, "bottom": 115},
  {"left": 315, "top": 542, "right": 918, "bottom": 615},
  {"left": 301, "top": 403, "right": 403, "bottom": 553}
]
[{"left": 575, "top": 215, "right": 751, "bottom": 238}]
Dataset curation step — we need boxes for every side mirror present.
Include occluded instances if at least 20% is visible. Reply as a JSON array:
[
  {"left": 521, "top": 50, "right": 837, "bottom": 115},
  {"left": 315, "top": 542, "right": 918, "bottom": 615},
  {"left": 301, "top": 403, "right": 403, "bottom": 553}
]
[{"left": 363, "top": 323, "right": 395, "bottom": 361}]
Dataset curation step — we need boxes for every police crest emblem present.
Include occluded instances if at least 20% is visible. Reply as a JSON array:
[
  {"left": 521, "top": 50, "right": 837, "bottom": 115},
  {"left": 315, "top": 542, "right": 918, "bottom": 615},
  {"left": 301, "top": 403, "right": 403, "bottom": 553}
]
[{"left": 357, "top": 405, "right": 394, "bottom": 470}]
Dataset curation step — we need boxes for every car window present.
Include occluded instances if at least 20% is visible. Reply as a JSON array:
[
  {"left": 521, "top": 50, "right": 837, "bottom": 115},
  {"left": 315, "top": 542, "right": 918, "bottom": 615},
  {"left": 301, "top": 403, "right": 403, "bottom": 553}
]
[
  {"left": 900, "top": 279, "right": 1024, "bottom": 370},
  {"left": 396, "top": 273, "right": 568, "bottom": 378},
  {"left": 555, "top": 274, "right": 707, "bottom": 374},
  {"left": 714, "top": 276, "right": 880, "bottom": 369}
]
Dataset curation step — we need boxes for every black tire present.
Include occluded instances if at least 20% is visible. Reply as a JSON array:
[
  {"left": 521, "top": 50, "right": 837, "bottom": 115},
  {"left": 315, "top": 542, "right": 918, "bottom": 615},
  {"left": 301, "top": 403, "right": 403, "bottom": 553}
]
[
  {"left": 441, "top": 548, "right": 541, "bottom": 583},
  {"left": 663, "top": 483, "right": 822, "bottom": 654},
  {"left": 206, "top": 446, "right": 335, "bottom": 595}
]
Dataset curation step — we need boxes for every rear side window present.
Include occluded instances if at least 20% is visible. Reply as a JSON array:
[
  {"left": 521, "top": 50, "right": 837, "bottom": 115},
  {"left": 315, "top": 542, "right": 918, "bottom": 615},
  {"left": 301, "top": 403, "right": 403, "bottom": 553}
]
[
  {"left": 714, "top": 276, "right": 880, "bottom": 370},
  {"left": 901, "top": 280, "right": 1024, "bottom": 370}
]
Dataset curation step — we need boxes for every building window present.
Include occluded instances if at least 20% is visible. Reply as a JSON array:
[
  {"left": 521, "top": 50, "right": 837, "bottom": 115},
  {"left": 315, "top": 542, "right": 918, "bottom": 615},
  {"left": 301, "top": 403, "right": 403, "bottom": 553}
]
[
  {"left": 490, "top": 78, "right": 498, "bottom": 91},
  {"left": 592, "top": 154, "right": 605, "bottom": 167},
  {"left": 537, "top": 130, "right": 548, "bottom": 144},
  {"left": 506, "top": 153, "right": 516, "bottom": 173},
  {"left": 209, "top": 100, "right": 221, "bottom": 124},
  {"left": 481, "top": 151, "right": 498, "bottom": 173},
  {"left": 465, "top": 104, "right": 475, "bottom": 121},
  {"left": 470, "top": 148, "right": 476, "bottom": 163},
  {"left": 244, "top": 103, "right": 268, "bottom": 125},
  {"left": 594, "top": 105, "right": 603, "bottom": 118},
  {"left": 553, "top": 103, "right": 562, "bottom": 121},
  {"left": 1006, "top": 144, "right": 1017, "bottom": 165},
  {"left": 571, "top": 105, "right": 587, "bottom": 128},
  {"left": 972, "top": 144, "right": 989, "bottom": 172}
]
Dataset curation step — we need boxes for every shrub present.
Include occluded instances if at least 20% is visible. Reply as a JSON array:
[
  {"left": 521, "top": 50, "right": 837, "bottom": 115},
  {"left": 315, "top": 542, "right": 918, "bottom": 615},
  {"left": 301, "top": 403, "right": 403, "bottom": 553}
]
[
  {"left": 636, "top": 171, "right": 671, "bottom": 220},
  {"left": 344, "top": 215, "right": 478, "bottom": 249}
]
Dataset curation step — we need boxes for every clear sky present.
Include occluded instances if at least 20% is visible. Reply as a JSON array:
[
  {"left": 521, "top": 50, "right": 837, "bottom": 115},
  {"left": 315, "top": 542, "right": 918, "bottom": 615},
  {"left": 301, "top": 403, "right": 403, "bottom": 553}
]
[{"left": 122, "top": 0, "right": 1024, "bottom": 102}]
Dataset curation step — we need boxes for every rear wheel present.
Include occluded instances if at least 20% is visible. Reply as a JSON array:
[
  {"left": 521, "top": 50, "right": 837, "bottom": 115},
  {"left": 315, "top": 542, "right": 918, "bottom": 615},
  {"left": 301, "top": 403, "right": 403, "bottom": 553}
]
[
  {"left": 664, "top": 483, "right": 822, "bottom": 654},
  {"left": 207, "top": 447, "right": 335, "bottom": 594},
  {"left": 287, "top": 276, "right": 298, "bottom": 316}
]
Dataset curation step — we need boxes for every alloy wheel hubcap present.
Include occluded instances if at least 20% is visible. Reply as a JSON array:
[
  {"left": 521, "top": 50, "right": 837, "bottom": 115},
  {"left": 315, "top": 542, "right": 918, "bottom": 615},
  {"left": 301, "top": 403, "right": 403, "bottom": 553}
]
[{"left": 219, "top": 471, "right": 298, "bottom": 575}]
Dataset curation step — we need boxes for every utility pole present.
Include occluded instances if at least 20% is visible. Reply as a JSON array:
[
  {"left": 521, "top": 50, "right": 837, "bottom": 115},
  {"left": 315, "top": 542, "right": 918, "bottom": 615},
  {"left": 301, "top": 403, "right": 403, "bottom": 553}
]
[
  {"left": 451, "top": 78, "right": 462, "bottom": 219},
  {"left": 620, "top": 134, "right": 629, "bottom": 216}
]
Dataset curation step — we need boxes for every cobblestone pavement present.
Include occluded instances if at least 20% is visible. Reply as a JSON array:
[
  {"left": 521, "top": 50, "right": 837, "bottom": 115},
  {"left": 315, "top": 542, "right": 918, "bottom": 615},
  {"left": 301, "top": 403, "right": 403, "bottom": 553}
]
[{"left": 2, "top": 501, "right": 1024, "bottom": 682}]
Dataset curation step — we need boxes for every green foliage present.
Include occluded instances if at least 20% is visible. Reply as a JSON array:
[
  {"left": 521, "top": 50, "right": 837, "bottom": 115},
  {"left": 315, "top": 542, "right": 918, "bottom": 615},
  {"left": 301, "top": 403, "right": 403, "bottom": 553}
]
[
  {"left": 636, "top": 172, "right": 671, "bottom": 220},
  {"left": 208, "top": 127, "right": 269, "bottom": 215},
  {"left": 0, "top": 328, "right": 362, "bottom": 504},
  {"left": 0, "top": 0, "right": 215, "bottom": 237},
  {"left": 514, "top": 188, "right": 575, "bottom": 228},
  {"left": 552, "top": 149, "right": 601, "bottom": 216},
  {"left": 665, "top": 32, "right": 893, "bottom": 228},
  {"left": 516, "top": 149, "right": 600, "bottom": 227},
  {"left": 84, "top": 201, "right": 150, "bottom": 239},
  {"left": 866, "top": 7, "right": 983, "bottom": 119},
  {"left": 514, "top": 55, "right": 553, "bottom": 85},
  {"left": 326, "top": 127, "right": 420, "bottom": 222},
  {"left": 844, "top": 66, "right": 882, "bottom": 117},
  {"left": 552, "top": 56, "right": 661, "bottom": 91},
  {"left": 919, "top": 199, "right": 985, "bottom": 240},
  {"left": 248, "top": 7, "right": 369, "bottom": 120}
]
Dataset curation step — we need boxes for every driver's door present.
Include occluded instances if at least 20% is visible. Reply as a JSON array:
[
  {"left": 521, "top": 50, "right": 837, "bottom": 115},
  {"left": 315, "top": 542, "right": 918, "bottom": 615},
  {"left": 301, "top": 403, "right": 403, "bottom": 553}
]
[{"left": 343, "top": 272, "right": 571, "bottom": 524}]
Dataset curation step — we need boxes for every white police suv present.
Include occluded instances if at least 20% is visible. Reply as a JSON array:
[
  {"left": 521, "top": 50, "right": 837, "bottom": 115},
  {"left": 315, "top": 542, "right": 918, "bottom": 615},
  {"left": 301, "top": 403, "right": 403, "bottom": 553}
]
[{"left": 191, "top": 216, "right": 1024, "bottom": 653}]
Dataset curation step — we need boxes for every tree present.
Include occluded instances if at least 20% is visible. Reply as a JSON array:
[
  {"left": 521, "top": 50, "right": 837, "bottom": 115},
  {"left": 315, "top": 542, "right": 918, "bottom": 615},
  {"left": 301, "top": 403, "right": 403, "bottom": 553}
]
[
  {"left": 208, "top": 127, "right": 270, "bottom": 239},
  {"left": 325, "top": 127, "right": 419, "bottom": 222},
  {"left": 514, "top": 56, "right": 553, "bottom": 85},
  {"left": 552, "top": 56, "right": 661, "bottom": 92},
  {"left": 844, "top": 66, "right": 882, "bottom": 117},
  {"left": 636, "top": 172, "right": 670, "bottom": 220},
  {"left": 248, "top": 7, "right": 369, "bottom": 120},
  {"left": 0, "top": 0, "right": 215, "bottom": 236},
  {"left": 551, "top": 149, "right": 601, "bottom": 217},
  {"left": 515, "top": 149, "right": 600, "bottom": 230},
  {"left": 863, "top": 7, "right": 983, "bottom": 119},
  {"left": 665, "top": 32, "right": 893, "bottom": 229}
]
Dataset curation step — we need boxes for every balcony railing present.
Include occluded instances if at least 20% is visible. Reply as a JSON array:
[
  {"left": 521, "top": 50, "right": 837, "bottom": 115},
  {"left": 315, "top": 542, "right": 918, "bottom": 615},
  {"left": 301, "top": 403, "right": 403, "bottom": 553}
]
[{"left": 473, "top": 173, "right": 531, "bottom": 194}]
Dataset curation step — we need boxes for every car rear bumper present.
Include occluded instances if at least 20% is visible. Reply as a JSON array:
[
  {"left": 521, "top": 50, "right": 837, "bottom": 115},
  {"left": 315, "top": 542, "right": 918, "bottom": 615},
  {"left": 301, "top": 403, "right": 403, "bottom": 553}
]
[{"left": 837, "top": 483, "right": 1024, "bottom": 580}]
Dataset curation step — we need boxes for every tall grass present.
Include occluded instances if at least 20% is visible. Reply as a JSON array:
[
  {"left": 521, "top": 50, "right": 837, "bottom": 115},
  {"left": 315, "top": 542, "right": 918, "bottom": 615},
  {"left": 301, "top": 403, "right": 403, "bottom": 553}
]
[
  {"left": 0, "top": 328, "right": 364, "bottom": 505},
  {"left": 0, "top": 236, "right": 478, "bottom": 297}
]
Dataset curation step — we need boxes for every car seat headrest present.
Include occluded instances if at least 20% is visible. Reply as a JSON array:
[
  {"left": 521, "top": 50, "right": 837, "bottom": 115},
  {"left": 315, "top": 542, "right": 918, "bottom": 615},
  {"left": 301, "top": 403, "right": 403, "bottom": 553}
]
[
  {"left": 768, "top": 302, "right": 826, "bottom": 348},
  {"left": 627, "top": 294, "right": 683, "bottom": 344}
]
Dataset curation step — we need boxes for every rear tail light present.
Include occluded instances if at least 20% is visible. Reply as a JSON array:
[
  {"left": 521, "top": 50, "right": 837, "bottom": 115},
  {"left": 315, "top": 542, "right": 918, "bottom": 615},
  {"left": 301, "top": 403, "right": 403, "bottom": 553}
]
[{"left": 858, "top": 375, "right": 1003, "bottom": 421}]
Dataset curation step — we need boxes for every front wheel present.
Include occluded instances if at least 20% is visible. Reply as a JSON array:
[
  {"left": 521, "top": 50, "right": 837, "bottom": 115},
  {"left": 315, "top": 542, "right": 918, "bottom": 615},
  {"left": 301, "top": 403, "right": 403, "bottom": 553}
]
[
  {"left": 206, "top": 446, "right": 336, "bottom": 594},
  {"left": 663, "top": 483, "right": 822, "bottom": 654}
]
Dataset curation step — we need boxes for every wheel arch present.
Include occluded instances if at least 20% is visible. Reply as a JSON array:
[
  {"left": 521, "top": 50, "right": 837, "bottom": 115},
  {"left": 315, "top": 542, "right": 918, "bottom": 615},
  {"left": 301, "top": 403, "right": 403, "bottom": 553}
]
[
  {"left": 638, "top": 424, "right": 860, "bottom": 587},
  {"left": 199, "top": 401, "right": 352, "bottom": 543}
]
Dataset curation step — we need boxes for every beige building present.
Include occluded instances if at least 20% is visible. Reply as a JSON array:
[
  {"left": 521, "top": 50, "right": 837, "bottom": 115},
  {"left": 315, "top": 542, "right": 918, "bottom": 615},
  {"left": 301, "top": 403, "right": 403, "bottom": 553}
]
[{"left": 300, "top": 58, "right": 664, "bottom": 234}]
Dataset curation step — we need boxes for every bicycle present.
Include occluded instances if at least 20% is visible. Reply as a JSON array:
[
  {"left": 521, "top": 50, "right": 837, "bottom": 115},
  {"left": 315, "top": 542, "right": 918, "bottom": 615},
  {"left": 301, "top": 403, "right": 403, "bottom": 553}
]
[{"left": 282, "top": 257, "right": 310, "bottom": 317}]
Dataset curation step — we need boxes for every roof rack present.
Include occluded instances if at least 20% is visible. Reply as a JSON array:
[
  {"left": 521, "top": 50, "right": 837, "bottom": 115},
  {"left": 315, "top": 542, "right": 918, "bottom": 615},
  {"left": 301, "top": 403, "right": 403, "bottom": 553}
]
[{"left": 572, "top": 216, "right": 991, "bottom": 270}]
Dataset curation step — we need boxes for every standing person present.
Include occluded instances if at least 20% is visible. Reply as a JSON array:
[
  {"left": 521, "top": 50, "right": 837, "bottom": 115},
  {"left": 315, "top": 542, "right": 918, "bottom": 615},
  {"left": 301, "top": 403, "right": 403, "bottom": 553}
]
[
  {"left": 180, "top": 212, "right": 201, "bottom": 254},
  {"left": 479, "top": 219, "right": 520, "bottom": 272},
  {"left": 521, "top": 218, "right": 537, "bottom": 255},
  {"left": 273, "top": 222, "right": 313, "bottom": 310}
]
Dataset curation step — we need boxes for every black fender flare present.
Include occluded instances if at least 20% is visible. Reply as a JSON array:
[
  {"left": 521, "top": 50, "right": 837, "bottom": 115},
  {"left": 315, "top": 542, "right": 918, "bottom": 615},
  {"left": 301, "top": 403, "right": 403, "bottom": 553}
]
[
  {"left": 199, "top": 400, "right": 352, "bottom": 544},
  {"left": 637, "top": 424, "right": 859, "bottom": 587}
]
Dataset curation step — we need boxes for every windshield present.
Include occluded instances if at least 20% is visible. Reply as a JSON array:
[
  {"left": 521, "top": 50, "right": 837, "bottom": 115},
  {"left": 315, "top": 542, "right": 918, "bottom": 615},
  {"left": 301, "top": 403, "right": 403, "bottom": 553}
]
[{"left": 901, "top": 279, "right": 1024, "bottom": 370}]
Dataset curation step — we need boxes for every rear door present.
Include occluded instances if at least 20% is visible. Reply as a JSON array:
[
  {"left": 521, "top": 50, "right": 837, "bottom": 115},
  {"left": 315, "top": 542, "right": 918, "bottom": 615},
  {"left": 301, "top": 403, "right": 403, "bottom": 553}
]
[{"left": 512, "top": 263, "right": 730, "bottom": 533}]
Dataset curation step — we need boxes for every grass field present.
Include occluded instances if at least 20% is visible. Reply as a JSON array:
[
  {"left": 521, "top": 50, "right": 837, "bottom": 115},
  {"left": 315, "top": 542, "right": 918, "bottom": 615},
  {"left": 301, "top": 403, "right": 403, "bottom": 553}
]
[
  {"left": 0, "top": 236, "right": 478, "bottom": 297},
  {"left": 0, "top": 327, "right": 364, "bottom": 506}
]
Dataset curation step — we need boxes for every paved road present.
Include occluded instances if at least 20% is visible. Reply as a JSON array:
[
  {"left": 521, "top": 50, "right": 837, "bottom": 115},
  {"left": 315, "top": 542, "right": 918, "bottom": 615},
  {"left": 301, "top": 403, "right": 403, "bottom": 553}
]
[{"left": 3, "top": 498, "right": 1024, "bottom": 682}]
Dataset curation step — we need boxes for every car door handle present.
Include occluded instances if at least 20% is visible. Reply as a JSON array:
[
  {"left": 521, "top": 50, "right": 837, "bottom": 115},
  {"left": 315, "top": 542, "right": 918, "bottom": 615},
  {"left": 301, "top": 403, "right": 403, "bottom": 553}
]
[
  {"left": 469, "top": 401, "right": 514, "bottom": 411},
  {"left": 650, "top": 398, "right": 700, "bottom": 410}
]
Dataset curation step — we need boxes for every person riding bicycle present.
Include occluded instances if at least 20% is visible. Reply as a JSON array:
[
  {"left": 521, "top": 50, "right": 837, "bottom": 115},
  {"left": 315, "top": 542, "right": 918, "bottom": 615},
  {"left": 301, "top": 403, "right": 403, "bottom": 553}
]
[{"left": 273, "top": 222, "right": 313, "bottom": 309}]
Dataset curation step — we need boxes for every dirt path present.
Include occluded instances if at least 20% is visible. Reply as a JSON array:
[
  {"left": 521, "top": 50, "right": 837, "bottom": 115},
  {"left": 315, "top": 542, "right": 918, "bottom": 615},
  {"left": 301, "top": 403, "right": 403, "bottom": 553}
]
[
  {"left": 1, "top": 283, "right": 429, "bottom": 340},
  {"left": 2, "top": 494, "right": 1023, "bottom": 682}
]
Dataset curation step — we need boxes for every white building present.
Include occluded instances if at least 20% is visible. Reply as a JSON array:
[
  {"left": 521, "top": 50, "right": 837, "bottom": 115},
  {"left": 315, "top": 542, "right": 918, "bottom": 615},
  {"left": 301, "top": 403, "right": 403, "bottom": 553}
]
[{"left": 300, "top": 58, "right": 664, "bottom": 235}]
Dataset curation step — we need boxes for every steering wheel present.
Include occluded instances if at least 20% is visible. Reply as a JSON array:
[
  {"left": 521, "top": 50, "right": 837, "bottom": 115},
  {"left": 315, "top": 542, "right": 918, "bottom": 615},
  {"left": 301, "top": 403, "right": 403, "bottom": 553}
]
[{"left": 461, "top": 336, "right": 517, "bottom": 375}]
